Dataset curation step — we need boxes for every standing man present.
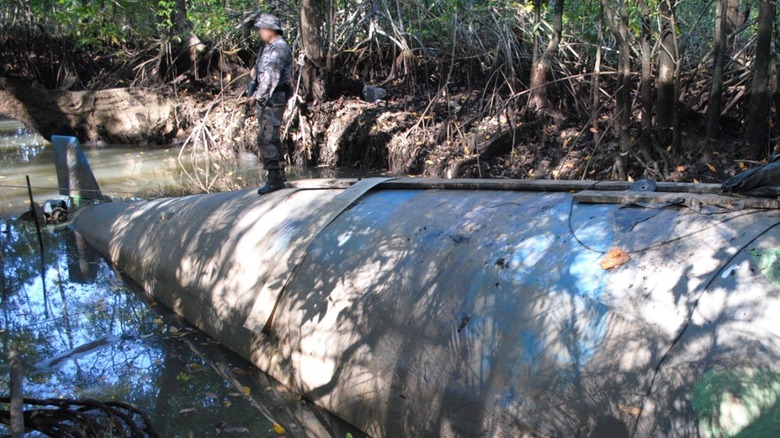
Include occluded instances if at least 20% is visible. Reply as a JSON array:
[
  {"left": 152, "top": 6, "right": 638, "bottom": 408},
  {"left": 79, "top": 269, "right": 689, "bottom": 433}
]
[{"left": 248, "top": 14, "right": 292, "bottom": 195}]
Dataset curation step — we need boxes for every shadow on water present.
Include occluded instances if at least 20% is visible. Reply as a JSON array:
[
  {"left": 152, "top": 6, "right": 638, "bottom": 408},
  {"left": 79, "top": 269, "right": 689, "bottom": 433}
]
[{"left": 0, "top": 118, "right": 363, "bottom": 436}]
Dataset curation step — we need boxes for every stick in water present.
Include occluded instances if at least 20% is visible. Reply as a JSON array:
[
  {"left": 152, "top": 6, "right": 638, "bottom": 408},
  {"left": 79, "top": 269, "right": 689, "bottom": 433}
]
[
  {"left": 25, "top": 175, "right": 49, "bottom": 317},
  {"left": 10, "top": 349, "right": 24, "bottom": 438}
]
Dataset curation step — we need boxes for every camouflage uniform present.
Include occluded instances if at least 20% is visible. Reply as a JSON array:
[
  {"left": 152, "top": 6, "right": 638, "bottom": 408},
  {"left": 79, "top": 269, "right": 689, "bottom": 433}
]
[{"left": 252, "top": 36, "right": 292, "bottom": 175}]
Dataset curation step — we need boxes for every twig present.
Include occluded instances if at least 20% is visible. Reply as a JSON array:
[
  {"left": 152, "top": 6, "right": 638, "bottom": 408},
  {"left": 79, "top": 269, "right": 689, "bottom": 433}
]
[
  {"left": 25, "top": 175, "right": 48, "bottom": 317},
  {"left": 9, "top": 350, "right": 23, "bottom": 438}
]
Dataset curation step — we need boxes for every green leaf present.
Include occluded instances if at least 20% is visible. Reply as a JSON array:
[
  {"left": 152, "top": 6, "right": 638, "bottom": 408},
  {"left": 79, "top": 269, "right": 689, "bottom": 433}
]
[{"left": 749, "top": 248, "right": 780, "bottom": 288}]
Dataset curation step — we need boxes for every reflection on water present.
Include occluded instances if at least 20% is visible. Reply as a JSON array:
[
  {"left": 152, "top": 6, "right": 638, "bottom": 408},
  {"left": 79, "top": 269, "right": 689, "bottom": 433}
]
[
  {"left": 0, "top": 118, "right": 46, "bottom": 157},
  {"left": 0, "top": 119, "right": 362, "bottom": 436},
  {"left": 1, "top": 220, "right": 358, "bottom": 436},
  {"left": 0, "top": 117, "right": 374, "bottom": 218}
]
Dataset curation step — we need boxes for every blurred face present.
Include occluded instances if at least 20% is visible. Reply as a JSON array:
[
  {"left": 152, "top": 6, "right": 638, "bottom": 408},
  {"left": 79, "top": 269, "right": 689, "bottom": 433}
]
[{"left": 259, "top": 28, "right": 277, "bottom": 43}]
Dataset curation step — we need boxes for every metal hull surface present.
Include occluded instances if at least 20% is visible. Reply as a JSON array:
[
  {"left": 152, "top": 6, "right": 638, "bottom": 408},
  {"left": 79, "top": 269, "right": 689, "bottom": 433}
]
[{"left": 72, "top": 179, "right": 780, "bottom": 437}]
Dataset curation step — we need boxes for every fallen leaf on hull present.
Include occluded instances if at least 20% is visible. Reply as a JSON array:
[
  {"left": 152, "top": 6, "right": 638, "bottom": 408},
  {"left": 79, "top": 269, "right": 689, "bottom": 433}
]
[
  {"left": 600, "top": 248, "right": 631, "bottom": 270},
  {"left": 618, "top": 403, "right": 641, "bottom": 416}
]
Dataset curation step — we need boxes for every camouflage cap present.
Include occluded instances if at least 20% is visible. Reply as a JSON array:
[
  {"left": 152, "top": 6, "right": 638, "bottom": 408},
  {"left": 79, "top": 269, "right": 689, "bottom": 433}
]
[{"left": 254, "top": 14, "right": 282, "bottom": 32}]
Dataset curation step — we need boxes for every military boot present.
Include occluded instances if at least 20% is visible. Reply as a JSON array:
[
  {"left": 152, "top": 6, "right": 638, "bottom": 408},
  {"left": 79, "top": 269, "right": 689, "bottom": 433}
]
[{"left": 257, "top": 169, "right": 286, "bottom": 195}]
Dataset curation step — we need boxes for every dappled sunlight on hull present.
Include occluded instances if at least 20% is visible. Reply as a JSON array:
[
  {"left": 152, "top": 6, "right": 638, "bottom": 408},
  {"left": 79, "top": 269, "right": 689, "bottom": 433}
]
[{"left": 72, "top": 179, "right": 780, "bottom": 437}]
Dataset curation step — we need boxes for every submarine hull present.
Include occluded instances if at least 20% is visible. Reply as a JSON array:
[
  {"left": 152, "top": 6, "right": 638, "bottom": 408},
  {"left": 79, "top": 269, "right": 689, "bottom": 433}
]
[{"left": 72, "top": 179, "right": 780, "bottom": 437}]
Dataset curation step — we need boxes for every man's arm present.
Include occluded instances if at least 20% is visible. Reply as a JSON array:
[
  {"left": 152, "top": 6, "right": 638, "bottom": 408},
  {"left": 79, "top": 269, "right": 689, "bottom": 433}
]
[
  {"left": 246, "top": 46, "right": 263, "bottom": 109},
  {"left": 252, "top": 49, "right": 283, "bottom": 106}
]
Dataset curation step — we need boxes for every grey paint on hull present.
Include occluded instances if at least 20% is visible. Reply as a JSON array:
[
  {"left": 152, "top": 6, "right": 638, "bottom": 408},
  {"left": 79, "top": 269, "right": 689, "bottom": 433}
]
[{"left": 71, "top": 181, "right": 780, "bottom": 437}]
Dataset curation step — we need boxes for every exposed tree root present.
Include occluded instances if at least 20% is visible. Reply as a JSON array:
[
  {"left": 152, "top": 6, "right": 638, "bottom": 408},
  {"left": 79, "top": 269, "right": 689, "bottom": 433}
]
[{"left": 0, "top": 397, "right": 160, "bottom": 438}]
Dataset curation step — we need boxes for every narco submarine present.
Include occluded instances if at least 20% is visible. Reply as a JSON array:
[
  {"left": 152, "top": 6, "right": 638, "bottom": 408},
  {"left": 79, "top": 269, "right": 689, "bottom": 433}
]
[{"left": 56, "top": 136, "right": 780, "bottom": 437}]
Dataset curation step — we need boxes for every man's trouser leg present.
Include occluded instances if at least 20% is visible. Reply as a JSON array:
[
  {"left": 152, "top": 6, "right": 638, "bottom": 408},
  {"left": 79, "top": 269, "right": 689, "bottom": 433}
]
[{"left": 257, "top": 104, "right": 287, "bottom": 195}]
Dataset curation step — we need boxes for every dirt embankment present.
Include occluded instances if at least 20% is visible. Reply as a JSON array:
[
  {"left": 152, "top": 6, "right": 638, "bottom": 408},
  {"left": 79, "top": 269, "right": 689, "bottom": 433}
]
[
  {"left": 0, "top": 77, "right": 178, "bottom": 144},
  {"left": 288, "top": 87, "right": 745, "bottom": 184}
]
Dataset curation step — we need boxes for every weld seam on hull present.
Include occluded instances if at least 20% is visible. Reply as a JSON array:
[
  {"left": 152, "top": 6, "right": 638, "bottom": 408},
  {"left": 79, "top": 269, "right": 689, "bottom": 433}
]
[{"left": 243, "top": 177, "right": 397, "bottom": 334}]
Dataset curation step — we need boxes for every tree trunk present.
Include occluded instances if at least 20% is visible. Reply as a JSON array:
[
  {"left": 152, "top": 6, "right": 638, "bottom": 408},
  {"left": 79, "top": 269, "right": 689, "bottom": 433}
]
[
  {"left": 775, "top": 15, "right": 780, "bottom": 142},
  {"left": 527, "top": 0, "right": 564, "bottom": 114},
  {"left": 530, "top": 0, "right": 541, "bottom": 88},
  {"left": 706, "top": 0, "right": 729, "bottom": 149},
  {"left": 656, "top": 0, "right": 677, "bottom": 149},
  {"left": 638, "top": 0, "right": 654, "bottom": 151},
  {"left": 156, "top": 0, "right": 205, "bottom": 82},
  {"left": 746, "top": 0, "right": 775, "bottom": 159},
  {"left": 172, "top": 0, "right": 190, "bottom": 35},
  {"left": 326, "top": 0, "right": 336, "bottom": 72},
  {"left": 591, "top": 3, "right": 604, "bottom": 140},
  {"left": 615, "top": 1, "right": 632, "bottom": 179},
  {"left": 601, "top": 0, "right": 632, "bottom": 179},
  {"left": 726, "top": 0, "right": 750, "bottom": 37},
  {"left": 173, "top": 0, "right": 206, "bottom": 81},
  {"left": 301, "top": 0, "right": 328, "bottom": 101}
]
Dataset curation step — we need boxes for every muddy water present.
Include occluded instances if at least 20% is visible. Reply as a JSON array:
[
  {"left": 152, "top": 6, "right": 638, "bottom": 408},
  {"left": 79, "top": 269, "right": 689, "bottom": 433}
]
[
  {"left": 0, "top": 118, "right": 363, "bottom": 437},
  {"left": 0, "top": 118, "right": 361, "bottom": 215}
]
